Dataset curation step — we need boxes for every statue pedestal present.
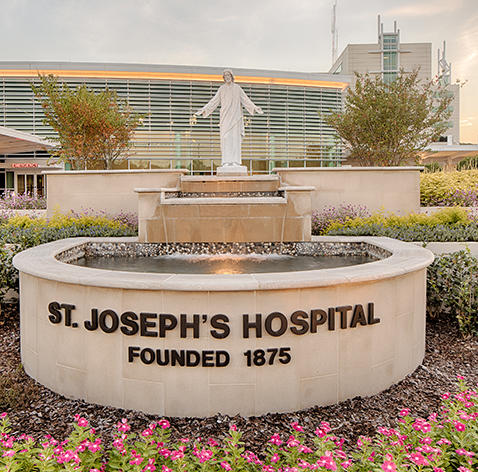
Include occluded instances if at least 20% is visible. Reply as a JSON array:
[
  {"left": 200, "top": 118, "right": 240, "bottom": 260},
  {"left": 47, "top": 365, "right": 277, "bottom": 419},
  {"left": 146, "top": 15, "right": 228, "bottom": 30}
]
[{"left": 216, "top": 165, "right": 248, "bottom": 176}]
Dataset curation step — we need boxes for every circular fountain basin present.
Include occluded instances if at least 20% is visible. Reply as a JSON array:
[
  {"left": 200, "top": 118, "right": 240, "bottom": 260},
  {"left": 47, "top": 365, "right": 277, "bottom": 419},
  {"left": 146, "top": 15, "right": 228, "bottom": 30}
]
[{"left": 13, "top": 236, "right": 433, "bottom": 417}]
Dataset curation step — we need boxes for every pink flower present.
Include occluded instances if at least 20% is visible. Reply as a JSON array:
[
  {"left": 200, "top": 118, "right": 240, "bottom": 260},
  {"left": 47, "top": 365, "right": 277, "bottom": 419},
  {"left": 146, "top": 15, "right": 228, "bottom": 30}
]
[
  {"left": 437, "top": 438, "right": 451, "bottom": 445},
  {"left": 194, "top": 448, "right": 213, "bottom": 463},
  {"left": 230, "top": 424, "right": 237, "bottom": 431},
  {"left": 143, "top": 458, "right": 156, "bottom": 472},
  {"left": 420, "top": 436, "right": 432, "bottom": 445},
  {"left": 158, "top": 419, "right": 170, "bottom": 429},
  {"left": 454, "top": 421, "right": 466, "bottom": 432},
  {"left": 381, "top": 460, "right": 397, "bottom": 472},
  {"left": 170, "top": 450, "right": 184, "bottom": 461},
  {"left": 220, "top": 461, "right": 232, "bottom": 471},
  {"left": 299, "top": 445, "right": 313, "bottom": 453},
  {"left": 117, "top": 418, "right": 131, "bottom": 433},
  {"left": 286, "top": 436, "right": 300, "bottom": 448},
  {"left": 161, "top": 466, "right": 172, "bottom": 472},
  {"left": 2, "top": 450, "right": 15, "bottom": 457},
  {"left": 0, "top": 412, "right": 7, "bottom": 419},
  {"left": 271, "top": 453, "right": 280, "bottom": 463},
  {"left": 74, "top": 414, "right": 89, "bottom": 428},
  {"left": 269, "top": 434, "right": 282, "bottom": 446},
  {"left": 399, "top": 408, "right": 410, "bottom": 417},
  {"left": 341, "top": 460, "right": 352, "bottom": 469},
  {"left": 457, "top": 468, "right": 471, "bottom": 472},
  {"left": 291, "top": 421, "right": 304, "bottom": 432},
  {"left": 409, "top": 452, "right": 429, "bottom": 466},
  {"left": 318, "top": 451, "right": 337, "bottom": 471},
  {"left": 320, "top": 421, "right": 331, "bottom": 433}
]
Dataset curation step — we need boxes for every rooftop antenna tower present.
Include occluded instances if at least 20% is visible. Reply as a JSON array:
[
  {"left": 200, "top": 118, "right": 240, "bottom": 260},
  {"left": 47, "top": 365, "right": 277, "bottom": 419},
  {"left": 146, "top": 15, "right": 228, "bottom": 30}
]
[
  {"left": 437, "top": 40, "right": 451, "bottom": 85},
  {"left": 331, "top": 1, "right": 338, "bottom": 65}
]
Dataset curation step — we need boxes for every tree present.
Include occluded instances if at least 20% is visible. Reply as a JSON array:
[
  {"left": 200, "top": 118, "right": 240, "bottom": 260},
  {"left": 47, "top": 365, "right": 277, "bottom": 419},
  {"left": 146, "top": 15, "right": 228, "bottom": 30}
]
[
  {"left": 32, "top": 74, "right": 144, "bottom": 170},
  {"left": 327, "top": 70, "right": 454, "bottom": 166}
]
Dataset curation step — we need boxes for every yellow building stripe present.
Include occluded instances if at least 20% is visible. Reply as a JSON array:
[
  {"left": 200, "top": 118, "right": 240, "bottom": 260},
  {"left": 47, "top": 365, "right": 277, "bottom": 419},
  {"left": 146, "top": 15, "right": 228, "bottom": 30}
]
[{"left": 0, "top": 69, "right": 349, "bottom": 89}]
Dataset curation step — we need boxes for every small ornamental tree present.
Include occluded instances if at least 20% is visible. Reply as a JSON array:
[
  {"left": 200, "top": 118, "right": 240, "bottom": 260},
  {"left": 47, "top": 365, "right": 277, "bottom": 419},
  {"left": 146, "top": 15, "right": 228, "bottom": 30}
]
[
  {"left": 32, "top": 74, "right": 144, "bottom": 170},
  {"left": 327, "top": 70, "right": 454, "bottom": 166}
]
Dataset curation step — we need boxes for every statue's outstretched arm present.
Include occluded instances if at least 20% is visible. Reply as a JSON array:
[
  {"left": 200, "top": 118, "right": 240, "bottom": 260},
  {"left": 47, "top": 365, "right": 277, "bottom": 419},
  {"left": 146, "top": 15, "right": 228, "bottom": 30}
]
[
  {"left": 195, "top": 88, "right": 221, "bottom": 118},
  {"left": 240, "top": 87, "right": 263, "bottom": 115}
]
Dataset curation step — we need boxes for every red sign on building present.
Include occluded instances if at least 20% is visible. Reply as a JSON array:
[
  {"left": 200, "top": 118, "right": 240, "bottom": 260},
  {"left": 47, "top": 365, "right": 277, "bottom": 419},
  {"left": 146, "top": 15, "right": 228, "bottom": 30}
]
[{"left": 11, "top": 163, "right": 39, "bottom": 168}]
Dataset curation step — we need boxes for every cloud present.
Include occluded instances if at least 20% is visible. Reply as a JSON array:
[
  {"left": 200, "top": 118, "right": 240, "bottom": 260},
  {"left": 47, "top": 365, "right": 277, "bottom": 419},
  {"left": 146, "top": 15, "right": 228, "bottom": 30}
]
[
  {"left": 385, "top": 0, "right": 463, "bottom": 17},
  {"left": 454, "top": 14, "right": 478, "bottom": 79}
]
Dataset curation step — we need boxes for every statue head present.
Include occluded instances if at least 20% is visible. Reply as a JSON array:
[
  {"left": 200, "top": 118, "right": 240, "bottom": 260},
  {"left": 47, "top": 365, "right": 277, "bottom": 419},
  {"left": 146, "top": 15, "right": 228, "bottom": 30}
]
[{"left": 223, "top": 69, "right": 234, "bottom": 84}]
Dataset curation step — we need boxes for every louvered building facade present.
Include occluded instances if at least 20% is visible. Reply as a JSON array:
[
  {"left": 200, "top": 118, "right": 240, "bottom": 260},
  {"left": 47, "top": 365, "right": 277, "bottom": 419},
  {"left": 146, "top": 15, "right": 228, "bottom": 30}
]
[{"left": 0, "top": 62, "right": 350, "bottom": 193}]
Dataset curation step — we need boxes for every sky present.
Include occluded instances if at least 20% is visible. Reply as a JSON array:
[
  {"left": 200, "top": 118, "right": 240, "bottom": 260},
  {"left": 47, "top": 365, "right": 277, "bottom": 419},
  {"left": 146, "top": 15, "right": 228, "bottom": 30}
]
[{"left": 1, "top": 0, "right": 477, "bottom": 143}]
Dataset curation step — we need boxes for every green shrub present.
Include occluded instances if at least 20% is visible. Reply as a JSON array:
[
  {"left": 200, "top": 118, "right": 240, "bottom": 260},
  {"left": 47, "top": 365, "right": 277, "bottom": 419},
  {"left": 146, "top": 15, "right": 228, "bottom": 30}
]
[
  {"left": 421, "top": 169, "right": 478, "bottom": 206},
  {"left": 311, "top": 204, "right": 370, "bottom": 235},
  {"left": 326, "top": 207, "right": 472, "bottom": 234},
  {"left": 456, "top": 155, "right": 478, "bottom": 171},
  {"left": 0, "top": 213, "right": 138, "bottom": 305},
  {"left": 327, "top": 222, "right": 478, "bottom": 242},
  {"left": 423, "top": 161, "right": 443, "bottom": 173},
  {"left": 324, "top": 207, "right": 478, "bottom": 242},
  {"left": 427, "top": 250, "right": 478, "bottom": 336},
  {"left": 0, "top": 245, "right": 20, "bottom": 304}
]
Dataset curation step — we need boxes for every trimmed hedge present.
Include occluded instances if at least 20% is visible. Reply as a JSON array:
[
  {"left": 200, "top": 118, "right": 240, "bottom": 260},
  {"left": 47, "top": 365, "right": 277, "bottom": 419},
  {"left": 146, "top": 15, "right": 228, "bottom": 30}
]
[
  {"left": 421, "top": 170, "right": 478, "bottom": 206},
  {"left": 323, "top": 207, "right": 475, "bottom": 241},
  {"left": 427, "top": 250, "right": 478, "bottom": 336},
  {"left": 0, "top": 212, "right": 137, "bottom": 305}
]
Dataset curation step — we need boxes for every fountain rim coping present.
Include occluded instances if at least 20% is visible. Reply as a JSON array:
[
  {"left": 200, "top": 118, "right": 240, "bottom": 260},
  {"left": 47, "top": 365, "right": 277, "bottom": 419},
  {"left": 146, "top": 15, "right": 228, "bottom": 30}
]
[{"left": 13, "top": 236, "right": 434, "bottom": 292}]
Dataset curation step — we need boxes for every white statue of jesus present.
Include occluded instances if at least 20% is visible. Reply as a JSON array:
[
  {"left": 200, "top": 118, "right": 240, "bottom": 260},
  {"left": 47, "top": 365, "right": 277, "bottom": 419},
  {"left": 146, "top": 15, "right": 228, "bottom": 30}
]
[{"left": 195, "top": 69, "right": 263, "bottom": 168}]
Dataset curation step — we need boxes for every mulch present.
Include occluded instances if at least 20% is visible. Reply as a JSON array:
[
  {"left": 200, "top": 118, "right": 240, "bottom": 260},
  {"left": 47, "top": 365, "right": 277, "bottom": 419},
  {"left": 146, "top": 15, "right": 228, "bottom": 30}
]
[{"left": 1, "top": 303, "right": 477, "bottom": 452}]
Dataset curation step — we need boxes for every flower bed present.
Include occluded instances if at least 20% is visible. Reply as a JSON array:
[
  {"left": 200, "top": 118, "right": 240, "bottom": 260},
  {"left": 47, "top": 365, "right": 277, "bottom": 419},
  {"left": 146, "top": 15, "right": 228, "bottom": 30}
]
[
  {"left": 0, "top": 211, "right": 138, "bottom": 304},
  {"left": 0, "top": 380, "right": 476, "bottom": 471},
  {"left": 322, "top": 207, "right": 478, "bottom": 241},
  {"left": 421, "top": 170, "right": 478, "bottom": 207},
  {"left": 311, "top": 204, "right": 370, "bottom": 236},
  {"left": 0, "top": 192, "right": 46, "bottom": 210}
]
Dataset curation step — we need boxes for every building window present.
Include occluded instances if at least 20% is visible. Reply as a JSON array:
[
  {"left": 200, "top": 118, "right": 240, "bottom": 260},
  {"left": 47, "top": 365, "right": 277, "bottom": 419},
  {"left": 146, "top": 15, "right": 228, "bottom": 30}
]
[
  {"left": 383, "top": 72, "right": 397, "bottom": 84},
  {"left": 6, "top": 172, "right": 14, "bottom": 190},
  {"left": 383, "top": 34, "right": 398, "bottom": 50},
  {"left": 383, "top": 51, "right": 398, "bottom": 71},
  {"left": 17, "top": 174, "right": 25, "bottom": 194}
]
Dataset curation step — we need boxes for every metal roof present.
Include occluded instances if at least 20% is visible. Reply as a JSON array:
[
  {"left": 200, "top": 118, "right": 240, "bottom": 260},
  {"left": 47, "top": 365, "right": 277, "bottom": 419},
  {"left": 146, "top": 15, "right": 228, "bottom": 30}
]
[{"left": 0, "top": 126, "right": 54, "bottom": 154}]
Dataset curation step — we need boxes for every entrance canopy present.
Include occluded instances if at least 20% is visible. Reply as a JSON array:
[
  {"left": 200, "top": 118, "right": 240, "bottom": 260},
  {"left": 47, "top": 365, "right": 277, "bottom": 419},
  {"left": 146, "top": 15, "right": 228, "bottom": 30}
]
[{"left": 0, "top": 126, "right": 54, "bottom": 154}]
